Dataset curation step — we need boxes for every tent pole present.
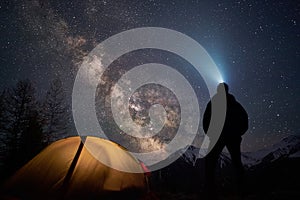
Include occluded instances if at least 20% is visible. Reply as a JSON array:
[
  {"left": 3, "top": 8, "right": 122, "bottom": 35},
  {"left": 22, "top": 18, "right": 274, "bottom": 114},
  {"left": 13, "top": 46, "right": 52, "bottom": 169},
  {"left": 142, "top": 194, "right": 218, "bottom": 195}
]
[{"left": 60, "top": 137, "right": 85, "bottom": 198}]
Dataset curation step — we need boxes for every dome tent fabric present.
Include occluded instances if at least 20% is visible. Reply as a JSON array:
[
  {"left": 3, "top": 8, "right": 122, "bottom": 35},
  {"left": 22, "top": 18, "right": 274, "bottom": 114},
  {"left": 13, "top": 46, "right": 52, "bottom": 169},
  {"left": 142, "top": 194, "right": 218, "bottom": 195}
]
[{"left": 2, "top": 136, "right": 148, "bottom": 199}]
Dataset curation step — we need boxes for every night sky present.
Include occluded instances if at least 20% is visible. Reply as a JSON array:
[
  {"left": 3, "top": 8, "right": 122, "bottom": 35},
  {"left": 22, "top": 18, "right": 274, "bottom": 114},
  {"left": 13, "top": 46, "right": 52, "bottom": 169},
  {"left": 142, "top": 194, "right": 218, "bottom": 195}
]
[{"left": 0, "top": 0, "right": 299, "bottom": 152}]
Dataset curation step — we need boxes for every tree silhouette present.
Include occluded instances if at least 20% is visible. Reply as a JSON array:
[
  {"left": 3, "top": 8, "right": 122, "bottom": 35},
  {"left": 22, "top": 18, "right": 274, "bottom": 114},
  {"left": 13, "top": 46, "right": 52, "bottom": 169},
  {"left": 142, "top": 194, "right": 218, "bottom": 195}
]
[
  {"left": 0, "top": 80, "right": 44, "bottom": 175},
  {"left": 0, "top": 91, "right": 8, "bottom": 170},
  {"left": 0, "top": 79, "right": 71, "bottom": 178},
  {"left": 42, "top": 78, "right": 70, "bottom": 143},
  {"left": 19, "top": 110, "right": 44, "bottom": 161},
  {"left": 0, "top": 91, "right": 8, "bottom": 135}
]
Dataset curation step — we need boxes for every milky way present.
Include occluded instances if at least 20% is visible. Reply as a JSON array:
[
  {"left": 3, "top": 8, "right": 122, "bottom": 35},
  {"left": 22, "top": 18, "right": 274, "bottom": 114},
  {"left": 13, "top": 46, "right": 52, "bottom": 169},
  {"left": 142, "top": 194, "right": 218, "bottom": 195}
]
[{"left": 0, "top": 0, "right": 299, "bottom": 151}]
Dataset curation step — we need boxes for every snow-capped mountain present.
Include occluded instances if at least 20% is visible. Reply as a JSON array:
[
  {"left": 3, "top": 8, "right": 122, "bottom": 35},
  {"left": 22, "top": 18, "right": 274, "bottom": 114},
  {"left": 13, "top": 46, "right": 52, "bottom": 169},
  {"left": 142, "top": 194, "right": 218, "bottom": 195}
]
[
  {"left": 257, "top": 135, "right": 300, "bottom": 164},
  {"left": 150, "top": 135, "right": 300, "bottom": 195},
  {"left": 178, "top": 135, "right": 300, "bottom": 168}
]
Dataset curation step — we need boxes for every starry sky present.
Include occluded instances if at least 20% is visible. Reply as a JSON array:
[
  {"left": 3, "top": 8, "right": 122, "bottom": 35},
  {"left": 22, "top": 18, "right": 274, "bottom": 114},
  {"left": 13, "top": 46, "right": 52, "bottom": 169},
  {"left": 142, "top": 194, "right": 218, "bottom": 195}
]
[{"left": 0, "top": 0, "right": 299, "bottom": 152}]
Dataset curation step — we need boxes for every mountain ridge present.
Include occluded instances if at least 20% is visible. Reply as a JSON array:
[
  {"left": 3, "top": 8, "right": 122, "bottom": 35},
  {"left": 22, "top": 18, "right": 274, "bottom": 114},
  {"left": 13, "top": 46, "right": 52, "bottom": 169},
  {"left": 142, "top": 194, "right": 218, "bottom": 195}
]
[{"left": 178, "top": 134, "right": 300, "bottom": 168}]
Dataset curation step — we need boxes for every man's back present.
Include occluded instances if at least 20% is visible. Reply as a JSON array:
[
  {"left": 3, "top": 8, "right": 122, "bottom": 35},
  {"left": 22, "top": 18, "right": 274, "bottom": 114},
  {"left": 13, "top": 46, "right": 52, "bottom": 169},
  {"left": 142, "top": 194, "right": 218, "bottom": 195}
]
[{"left": 203, "top": 93, "right": 248, "bottom": 138}]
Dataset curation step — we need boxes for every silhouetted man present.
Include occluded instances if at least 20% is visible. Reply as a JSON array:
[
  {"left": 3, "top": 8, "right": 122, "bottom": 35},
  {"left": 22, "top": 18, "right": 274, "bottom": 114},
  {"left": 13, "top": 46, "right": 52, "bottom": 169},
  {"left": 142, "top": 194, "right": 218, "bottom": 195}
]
[{"left": 203, "top": 83, "right": 248, "bottom": 198}]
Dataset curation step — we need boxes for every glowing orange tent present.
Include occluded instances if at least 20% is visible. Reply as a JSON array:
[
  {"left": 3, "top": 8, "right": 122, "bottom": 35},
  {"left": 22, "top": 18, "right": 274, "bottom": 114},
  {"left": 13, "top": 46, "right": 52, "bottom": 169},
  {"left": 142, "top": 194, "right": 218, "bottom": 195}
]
[{"left": 2, "top": 136, "right": 148, "bottom": 199}]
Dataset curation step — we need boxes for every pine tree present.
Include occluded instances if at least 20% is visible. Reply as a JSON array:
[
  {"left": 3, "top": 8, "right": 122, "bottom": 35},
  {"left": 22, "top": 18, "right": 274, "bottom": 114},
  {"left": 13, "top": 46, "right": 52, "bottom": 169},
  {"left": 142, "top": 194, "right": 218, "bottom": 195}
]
[
  {"left": 43, "top": 78, "right": 69, "bottom": 143},
  {"left": 0, "top": 91, "right": 8, "bottom": 165},
  {"left": 0, "top": 91, "right": 7, "bottom": 132},
  {"left": 19, "top": 110, "right": 44, "bottom": 161},
  {"left": 1, "top": 80, "right": 44, "bottom": 173}
]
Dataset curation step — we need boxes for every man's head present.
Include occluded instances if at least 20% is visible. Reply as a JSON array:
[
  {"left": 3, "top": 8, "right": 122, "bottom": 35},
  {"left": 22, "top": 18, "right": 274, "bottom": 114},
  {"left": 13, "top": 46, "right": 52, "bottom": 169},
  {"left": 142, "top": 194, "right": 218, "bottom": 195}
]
[{"left": 217, "top": 82, "right": 229, "bottom": 94}]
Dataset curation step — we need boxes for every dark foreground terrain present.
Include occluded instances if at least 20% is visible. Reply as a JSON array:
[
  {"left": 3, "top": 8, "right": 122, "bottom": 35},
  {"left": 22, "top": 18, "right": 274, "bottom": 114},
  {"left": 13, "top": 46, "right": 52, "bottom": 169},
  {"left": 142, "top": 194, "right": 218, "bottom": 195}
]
[{"left": 148, "top": 136, "right": 300, "bottom": 199}]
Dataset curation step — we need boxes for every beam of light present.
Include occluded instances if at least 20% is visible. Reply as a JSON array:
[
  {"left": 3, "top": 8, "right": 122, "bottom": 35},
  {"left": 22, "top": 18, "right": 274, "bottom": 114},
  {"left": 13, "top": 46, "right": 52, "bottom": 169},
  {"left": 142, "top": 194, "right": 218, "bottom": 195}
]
[
  {"left": 217, "top": 76, "right": 224, "bottom": 84},
  {"left": 215, "top": 65, "right": 225, "bottom": 84}
]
